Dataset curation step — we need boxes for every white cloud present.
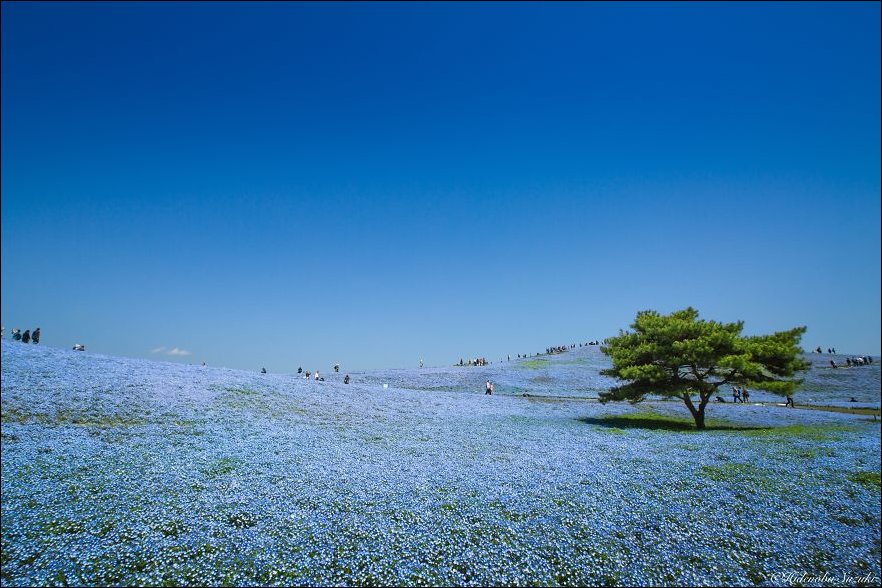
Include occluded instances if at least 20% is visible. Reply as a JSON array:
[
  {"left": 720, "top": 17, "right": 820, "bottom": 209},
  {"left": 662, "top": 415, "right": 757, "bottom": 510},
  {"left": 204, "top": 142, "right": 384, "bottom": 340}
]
[{"left": 150, "top": 346, "right": 192, "bottom": 357}]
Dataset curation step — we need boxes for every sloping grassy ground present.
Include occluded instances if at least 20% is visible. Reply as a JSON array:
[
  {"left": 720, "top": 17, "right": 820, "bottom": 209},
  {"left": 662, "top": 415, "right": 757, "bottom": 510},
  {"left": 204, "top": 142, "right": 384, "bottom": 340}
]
[{"left": 1, "top": 341, "right": 880, "bottom": 586}]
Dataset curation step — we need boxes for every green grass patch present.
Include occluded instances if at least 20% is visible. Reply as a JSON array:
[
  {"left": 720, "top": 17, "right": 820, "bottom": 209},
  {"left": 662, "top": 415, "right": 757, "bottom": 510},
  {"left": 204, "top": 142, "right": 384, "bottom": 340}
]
[
  {"left": 578, "top": 410, "right": 759, "bottom": 432},
  {"left": 554, "top": 358, "right": 590, "bottom": 365},
  {"left": 847, "top": 471, "right": 881, "bottom": 491},
  {"left": 517, "top": 359, "right": 550, "bottom": 369},
  {"left": 409, "top": 385, "right": 464, "bottom": 393},
  {"left": 202, "top": 457, "right": 243, "bottom": 478},
  {"left": 224, "top": 387, "right": 260, "bottom": 395},
  {"left": 1, "top": 406, "right": 147, "bottom": 427},
  {"left": 226, "top": 511, "right": 258, "bottom": 529},
  {"left": 699, "top": 463, "right": 777, "bottom": 492},
  {"left": 789, "top": 446, "right": 836, "bottom": 459},
  {"left": 156, "top": 519, "right": 188, "bottom": 538},
  {"left": 738, "top": 424, "right": 855, "bottom": 441},
  {"left": 41, "top": 518, "right": 86, "bottom": 536}
]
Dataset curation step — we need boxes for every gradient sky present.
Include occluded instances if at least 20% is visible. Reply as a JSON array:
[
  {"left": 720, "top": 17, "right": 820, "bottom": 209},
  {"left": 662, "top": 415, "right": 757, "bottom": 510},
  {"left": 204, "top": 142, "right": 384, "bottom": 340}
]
[{"left": 2, "top": 2, "right": 880, "bottom": 372}]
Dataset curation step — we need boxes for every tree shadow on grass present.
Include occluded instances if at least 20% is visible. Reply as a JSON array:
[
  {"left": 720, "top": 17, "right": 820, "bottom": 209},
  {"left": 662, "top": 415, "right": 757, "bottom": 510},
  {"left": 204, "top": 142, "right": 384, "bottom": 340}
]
[{"left": 576, "top": 415, "right": 772, "bottom": 432}]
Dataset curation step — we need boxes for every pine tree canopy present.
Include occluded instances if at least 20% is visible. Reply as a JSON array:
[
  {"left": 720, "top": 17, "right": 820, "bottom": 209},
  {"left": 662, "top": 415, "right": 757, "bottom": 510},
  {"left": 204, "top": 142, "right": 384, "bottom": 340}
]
[{"left": 600, "top": 307, "right": 810, "bottom": 428}]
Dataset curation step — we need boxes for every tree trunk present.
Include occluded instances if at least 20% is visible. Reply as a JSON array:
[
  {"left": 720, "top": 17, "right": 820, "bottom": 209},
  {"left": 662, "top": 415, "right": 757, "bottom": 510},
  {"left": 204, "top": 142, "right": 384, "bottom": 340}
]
[
  {"left": 681, "top": 393, "right": 706, "bottom": 429},
  {"left": 693, "top": 407, "right": 706, "bottom": 430}
]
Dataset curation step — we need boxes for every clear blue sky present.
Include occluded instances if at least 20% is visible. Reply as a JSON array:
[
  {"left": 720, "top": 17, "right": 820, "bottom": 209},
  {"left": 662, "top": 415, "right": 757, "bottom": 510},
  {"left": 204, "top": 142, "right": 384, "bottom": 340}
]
[{"left": 2, "top": 2, "right": 880, "bottom": 371}]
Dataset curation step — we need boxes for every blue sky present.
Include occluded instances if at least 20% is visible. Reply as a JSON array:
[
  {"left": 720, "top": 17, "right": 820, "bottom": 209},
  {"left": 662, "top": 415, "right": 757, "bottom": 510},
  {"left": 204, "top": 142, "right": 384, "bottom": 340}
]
[{"left": 2, "top": 2, "right": 880, "bottom": 371}]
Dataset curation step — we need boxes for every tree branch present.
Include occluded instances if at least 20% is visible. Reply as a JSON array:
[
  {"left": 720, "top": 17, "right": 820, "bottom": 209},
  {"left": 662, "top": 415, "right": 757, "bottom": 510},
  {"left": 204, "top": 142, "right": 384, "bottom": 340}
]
[
  {"left": 682, "top": 392, "right": 698, "bottom": 417},
  {"left": 712, "top": 369, "right": 741, "bottom": 389}
]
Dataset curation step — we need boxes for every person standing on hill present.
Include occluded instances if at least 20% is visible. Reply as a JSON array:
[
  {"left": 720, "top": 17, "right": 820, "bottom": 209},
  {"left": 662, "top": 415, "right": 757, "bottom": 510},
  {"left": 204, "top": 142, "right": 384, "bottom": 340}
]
[
  {"left": 485, "top": 380, "right": 492, "bottom": 395},
  {"left": 12, "top": 328, "right": 22, "bottom": 341},
  {"left": 31, "top": 328, "right": 40, "bottom": 344},
  {"left": 21, "top": 330, "right": 30, "bottom": 344}
]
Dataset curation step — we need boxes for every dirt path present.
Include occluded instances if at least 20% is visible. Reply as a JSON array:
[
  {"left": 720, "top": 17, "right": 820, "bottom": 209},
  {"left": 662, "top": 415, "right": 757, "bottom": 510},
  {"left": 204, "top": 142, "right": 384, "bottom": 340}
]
[
  {"left": 755, "top": 401, "right": 880, "bottom": 417},
  {"left": 515, "top": 394, "right": 881, "bottom": 416}
]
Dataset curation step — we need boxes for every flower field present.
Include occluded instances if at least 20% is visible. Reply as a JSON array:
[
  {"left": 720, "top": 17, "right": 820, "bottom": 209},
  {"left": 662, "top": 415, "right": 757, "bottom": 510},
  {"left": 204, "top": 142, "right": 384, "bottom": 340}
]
[{"left": 1, "top": 341, "right": 880, "bottom": 586}]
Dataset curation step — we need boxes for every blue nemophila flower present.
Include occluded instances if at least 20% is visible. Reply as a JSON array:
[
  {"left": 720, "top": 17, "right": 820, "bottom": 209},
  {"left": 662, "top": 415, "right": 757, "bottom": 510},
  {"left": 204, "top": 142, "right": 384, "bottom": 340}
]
[{"left": 1, "top": 341, "right": 879, "bottom": 586}]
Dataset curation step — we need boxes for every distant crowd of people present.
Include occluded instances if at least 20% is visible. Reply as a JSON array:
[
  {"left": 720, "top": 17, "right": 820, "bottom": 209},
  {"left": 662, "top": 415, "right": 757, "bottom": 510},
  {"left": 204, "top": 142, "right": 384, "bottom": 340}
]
[
  {"left": 830, "top": 356, "right": 874, "bottom": 368},
  {"left": 716, "top": 387, "right": 799, "bottom": 407},
  {"left": 292, "top": 365, "right": 351, "bottom": 384},
  {"left": 296, "top": 367, "right": 325, "bottom": 381},
  {"left": 458, "top": 339, "right": 606, "bottom": 366},
  {"left": 546, "top": 345, "right": 570, "bottom": 354},
  {"left": 730, "top": 386, "right": 751, "bottom": 403},
  {"left": 3, "top": 325, "right": 87, "bottom": 351},
  {"left": 459, "top": 357, "right": 489, "bottom": 366},
  {"left": 543, "top": 340, "right": 604, "bottom": 356},
  {"left": 6, "top": 327, "right": 40, "bottom": 344}
]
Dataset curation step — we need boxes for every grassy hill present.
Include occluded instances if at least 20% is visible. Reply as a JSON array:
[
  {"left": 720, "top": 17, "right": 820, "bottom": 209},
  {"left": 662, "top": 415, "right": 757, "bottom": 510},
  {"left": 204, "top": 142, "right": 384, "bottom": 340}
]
[{"left": 1, "top": 341, "right": 880, "bottom": 586}]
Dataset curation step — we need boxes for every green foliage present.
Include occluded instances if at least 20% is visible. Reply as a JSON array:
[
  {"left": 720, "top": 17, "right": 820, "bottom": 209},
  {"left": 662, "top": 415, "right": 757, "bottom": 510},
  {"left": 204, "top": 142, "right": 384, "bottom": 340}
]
[
  {"left": 600, "top": 308, "right": 809, "bottom": 428},
  {"left": 847, "top": 471, "right": 881, "bottom": 491},
  {"left": 202, "top": 457, "right": 243, "bottom": 478},
  {"left": 699, "top": 463, "right": 777, "bottom": 492},
  {"left": 517, "top": 359, "right": 550, "bottom": 369}
]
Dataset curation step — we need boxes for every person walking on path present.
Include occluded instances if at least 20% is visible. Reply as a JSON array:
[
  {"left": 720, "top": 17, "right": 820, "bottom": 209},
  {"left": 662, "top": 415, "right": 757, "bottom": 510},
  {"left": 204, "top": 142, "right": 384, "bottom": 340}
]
[
  {"left": 31, "top": 328, "right": 40, "bottom": 344},
  {"left": 785, "top": 396, "right": 794, "bottom": 407},
  {"left": 485, "top": 380, "right": 492, "bottom": 395},
  {"left": 344, "top": 374, "right": 350, "bottom": 384},
  {"left": 21, "top": 330, "right": 30, "bottom": 344},
  {"left": 742, "top": 387, "right": 750, "bottom": 403}
]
